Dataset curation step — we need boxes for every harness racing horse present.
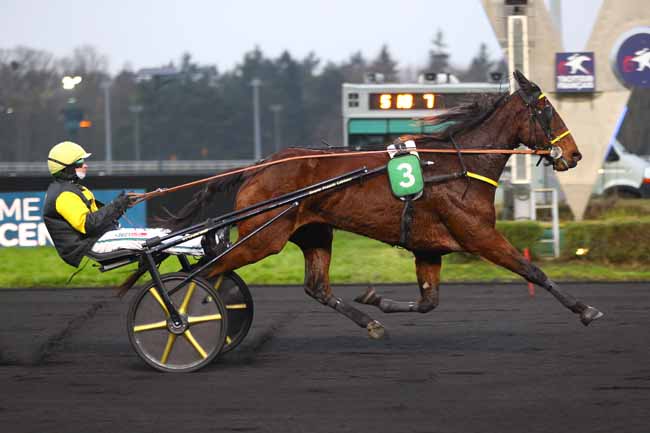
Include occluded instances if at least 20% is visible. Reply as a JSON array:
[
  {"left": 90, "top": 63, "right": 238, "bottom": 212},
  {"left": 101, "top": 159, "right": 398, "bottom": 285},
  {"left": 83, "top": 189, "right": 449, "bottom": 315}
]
[{"left": 165, "top": 71, "right": 603, "bottom": 338}]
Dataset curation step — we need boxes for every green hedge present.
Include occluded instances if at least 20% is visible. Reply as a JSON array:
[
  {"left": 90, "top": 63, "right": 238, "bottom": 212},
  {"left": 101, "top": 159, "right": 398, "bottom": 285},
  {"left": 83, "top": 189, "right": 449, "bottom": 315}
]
[
  {"left": 496, "top": 221, "right": 545, "bottom": 253},
  {"left": 447, "top": 220, "right": 544, "bottom": 263},
  {"left": 563, "top": 218, "right": 650, "bottom": 263}
]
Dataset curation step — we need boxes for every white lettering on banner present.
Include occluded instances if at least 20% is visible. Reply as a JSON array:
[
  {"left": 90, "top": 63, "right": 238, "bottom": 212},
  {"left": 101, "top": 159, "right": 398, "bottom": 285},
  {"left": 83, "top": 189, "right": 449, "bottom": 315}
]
[
  {"left": 0, "top": 223, "right": 19, "bottom": 247},
  {"left": 0, "top": 199, "right": 21, "bottom": 220},
  {"left": 0, "top": 222, "right": 52, "bottom": 247},
  {"left": 38, "top": 223, "right": 52, "bottom": 245},
  {"left": 557, "top": 75, "right": 595, "bottom": 90},
  {"left": 23, "top": 197, "right": 41, "bottom": 221},
  {"left": 18, "top": 223, "right": 37, "bottom": 246}
]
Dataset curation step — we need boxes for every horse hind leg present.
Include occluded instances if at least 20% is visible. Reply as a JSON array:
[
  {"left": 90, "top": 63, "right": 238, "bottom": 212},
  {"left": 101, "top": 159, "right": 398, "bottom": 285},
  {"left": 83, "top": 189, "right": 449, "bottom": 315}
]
[
  {"left": 292, "top": 224, "right": 385, "bottom": 339},
  {"left": 355, "top": 253, "right": 441, "bottom": 314}
]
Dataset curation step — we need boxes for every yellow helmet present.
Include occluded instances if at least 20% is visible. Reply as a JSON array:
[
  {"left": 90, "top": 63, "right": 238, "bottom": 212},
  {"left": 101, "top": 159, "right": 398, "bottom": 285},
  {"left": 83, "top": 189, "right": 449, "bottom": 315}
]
[{"left": 47, "top": 141, "right": 92, "bottom": 175}]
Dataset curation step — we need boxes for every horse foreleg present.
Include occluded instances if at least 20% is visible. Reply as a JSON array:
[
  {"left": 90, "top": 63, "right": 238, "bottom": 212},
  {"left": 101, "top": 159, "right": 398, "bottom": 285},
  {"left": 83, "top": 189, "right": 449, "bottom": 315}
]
[
  {"left": 468, "top": 231, "right": 603, "bottom": 326},
  {"left": 355, "top": 253, "right": 441, "bottom": 313},
  {"left": 294, "top": 225, "right": 385, "bottom": 339}
]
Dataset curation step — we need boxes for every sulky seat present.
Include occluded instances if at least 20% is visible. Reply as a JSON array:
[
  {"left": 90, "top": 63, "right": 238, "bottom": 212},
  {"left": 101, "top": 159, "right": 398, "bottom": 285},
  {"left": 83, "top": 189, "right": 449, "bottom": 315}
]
[{"left": 86, "top": 249, "right": 140, "bottom": 272}]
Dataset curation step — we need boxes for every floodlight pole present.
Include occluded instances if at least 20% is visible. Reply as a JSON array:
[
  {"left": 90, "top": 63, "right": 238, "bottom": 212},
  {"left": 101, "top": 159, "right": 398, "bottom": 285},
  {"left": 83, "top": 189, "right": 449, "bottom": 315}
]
[
  {"left": 101, "top": 81, "right": 113, "bottom": 172},
  {"left": 251, "top": 78, "right": 262, "bottom": 161},
  {"left": 129, "top": 105, "right": 143, "bottom": 160},
  {"left": 270, "top": 104, "right": 283, "bottom": 152}
]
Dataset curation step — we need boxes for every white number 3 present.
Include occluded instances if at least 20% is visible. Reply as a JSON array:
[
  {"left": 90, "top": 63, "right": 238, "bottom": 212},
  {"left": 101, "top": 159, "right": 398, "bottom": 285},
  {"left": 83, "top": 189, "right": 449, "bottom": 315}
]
[{"left": 397, "top": 162, "right": 415, "bottom": 188}]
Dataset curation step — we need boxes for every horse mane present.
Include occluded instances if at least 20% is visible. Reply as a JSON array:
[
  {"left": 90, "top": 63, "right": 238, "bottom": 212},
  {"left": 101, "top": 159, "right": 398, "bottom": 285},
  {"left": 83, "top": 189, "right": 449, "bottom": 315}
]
[{"left": 417, "top": 92, "right": 509, "bottom": 141}]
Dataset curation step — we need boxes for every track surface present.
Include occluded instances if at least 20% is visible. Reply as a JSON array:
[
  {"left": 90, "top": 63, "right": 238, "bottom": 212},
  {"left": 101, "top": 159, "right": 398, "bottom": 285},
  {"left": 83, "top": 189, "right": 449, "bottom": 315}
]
[{"left": 1, "top": 282, "right": 649, "bottom": 433}]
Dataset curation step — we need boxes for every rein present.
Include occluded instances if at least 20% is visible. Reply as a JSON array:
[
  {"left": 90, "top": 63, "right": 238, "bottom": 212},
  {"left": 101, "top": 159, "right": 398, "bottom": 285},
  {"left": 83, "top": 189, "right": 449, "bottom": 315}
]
[{"left": 130, "top": 147, "right": 551, "bottom": 204}]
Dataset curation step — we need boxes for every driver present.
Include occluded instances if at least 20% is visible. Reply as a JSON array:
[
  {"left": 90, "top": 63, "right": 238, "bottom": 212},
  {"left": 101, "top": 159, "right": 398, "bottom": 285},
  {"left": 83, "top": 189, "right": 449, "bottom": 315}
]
[{"left": 43, "top": 141, "right": 206, "bottom": 267}]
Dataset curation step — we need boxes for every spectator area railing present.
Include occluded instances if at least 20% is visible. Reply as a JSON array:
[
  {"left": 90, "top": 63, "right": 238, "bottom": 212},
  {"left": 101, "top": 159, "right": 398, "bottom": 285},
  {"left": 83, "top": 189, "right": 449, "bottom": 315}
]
[{"left": 0, "top": 160, "right": 256, "bottom": 177}]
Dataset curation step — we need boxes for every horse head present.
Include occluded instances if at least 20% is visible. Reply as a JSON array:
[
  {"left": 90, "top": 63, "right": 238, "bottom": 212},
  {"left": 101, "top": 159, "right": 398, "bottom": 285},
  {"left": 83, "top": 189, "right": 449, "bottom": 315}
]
[{"left": 513, "top": 70, "right": 582, "bottom": 171}]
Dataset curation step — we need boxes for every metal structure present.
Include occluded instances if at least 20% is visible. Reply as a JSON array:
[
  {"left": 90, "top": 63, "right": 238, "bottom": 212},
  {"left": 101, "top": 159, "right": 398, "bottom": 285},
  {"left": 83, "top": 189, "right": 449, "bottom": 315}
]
[
  {"left": 251, "top": 78, "right": 262, "bottom": 161},
  {"left": 100, "top": 81, "right": 113, "bottom": 172},
  {"left": 269, "top": 104, "right": 283, "bottom": 152},
  {"left": 128, "top": 104, "right": 144, "bottom": 160}
]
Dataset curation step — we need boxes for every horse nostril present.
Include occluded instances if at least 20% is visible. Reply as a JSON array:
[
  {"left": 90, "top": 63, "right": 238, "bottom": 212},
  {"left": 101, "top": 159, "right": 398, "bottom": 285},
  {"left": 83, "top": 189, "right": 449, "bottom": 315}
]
[{"left": 573, "top": 152, "right": 582, "bottom": 162}]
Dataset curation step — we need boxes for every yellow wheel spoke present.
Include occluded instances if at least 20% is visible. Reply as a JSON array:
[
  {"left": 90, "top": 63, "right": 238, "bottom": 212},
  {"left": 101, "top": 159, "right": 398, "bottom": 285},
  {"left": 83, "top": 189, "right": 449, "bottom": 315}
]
[
  {"left": 213, "top": 274, "right": 224, "bottom": 291},
  {"left": 149, "top": 288, "right": 169, "bottom": 316},
  {"left": 133, "top": 320, "right": 167, "bottom": 333},
  {"left": 187, "top": 314, "right": 222, "bottom": 324},
  {"left": 226, "top": 303, "right": 247, "bottom": 310},
  {"left": 178, "top": 281, "right": 197, "bottom": 314},
  {"left": 183, "top": 330, "right": 208, "bottom": 359},
  {"left": 161, "top": 333, "right": 177, "bottom": 364}
]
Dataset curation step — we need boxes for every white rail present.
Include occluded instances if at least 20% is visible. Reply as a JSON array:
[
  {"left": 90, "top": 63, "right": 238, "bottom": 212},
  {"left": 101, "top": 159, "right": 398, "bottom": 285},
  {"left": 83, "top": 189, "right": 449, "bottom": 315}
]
[{"left": 0, "top": 160, "right": 255, "bottom": 176}]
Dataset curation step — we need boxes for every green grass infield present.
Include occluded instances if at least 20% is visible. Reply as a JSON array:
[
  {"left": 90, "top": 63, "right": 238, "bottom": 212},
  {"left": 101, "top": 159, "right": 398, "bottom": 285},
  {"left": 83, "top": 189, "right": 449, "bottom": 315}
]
[{"left": 1, "top": 231, "right": 648, "bottom": 288}]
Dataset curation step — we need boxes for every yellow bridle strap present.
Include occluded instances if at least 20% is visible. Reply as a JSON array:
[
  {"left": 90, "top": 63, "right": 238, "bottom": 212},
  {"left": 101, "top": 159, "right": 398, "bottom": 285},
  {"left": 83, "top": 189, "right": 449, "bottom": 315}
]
[
  {"left": 550, "top": 130, "right": 571, "bottom": 145},
  {"left": 466, "top": 171, "right": 498, "bottom": 187},
  {"left": 538, "top": 93, "right": 546, "bottom": 100}
]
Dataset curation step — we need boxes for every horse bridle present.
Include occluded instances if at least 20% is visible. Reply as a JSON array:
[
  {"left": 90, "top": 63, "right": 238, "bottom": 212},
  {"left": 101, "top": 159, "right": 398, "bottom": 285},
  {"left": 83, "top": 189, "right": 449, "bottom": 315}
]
[{"left": 518, "top": 88, "right": 571, "bottom": 170}]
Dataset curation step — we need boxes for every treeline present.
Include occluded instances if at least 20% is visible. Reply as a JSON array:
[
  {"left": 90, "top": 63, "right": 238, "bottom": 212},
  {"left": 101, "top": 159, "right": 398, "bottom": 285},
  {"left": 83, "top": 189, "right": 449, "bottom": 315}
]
[{"left": 0, "top": 34, "right": 504, "bottom": 162}]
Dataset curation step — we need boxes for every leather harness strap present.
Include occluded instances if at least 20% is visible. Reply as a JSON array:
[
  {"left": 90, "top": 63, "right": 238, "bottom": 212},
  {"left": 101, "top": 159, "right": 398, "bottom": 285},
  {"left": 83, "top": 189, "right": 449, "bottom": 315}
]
[{"left": 399, "top": 198, "right": 414, "bottom": 248}]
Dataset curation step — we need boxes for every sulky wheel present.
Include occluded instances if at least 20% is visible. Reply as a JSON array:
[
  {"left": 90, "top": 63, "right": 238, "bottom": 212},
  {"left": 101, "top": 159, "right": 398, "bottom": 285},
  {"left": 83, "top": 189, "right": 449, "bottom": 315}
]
[
  {"left": 206, "top": 272, "right": 254, "bottom": 354},
  {"left": 127, "top": 273, "right": 228, "bottom": 373}
]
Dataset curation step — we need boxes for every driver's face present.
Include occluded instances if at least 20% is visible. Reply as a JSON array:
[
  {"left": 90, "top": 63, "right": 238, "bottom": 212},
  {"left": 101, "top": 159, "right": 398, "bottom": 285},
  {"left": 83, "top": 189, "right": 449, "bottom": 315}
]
[{"left": 75, "top": 162, "right": 88, "bottom": 177}]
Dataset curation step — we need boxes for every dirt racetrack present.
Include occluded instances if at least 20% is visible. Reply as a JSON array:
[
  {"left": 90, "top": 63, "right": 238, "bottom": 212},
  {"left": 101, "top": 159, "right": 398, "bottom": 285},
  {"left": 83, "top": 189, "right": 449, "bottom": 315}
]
[{"left": 1, "top": 282, "right": 649, "bottom": 433}]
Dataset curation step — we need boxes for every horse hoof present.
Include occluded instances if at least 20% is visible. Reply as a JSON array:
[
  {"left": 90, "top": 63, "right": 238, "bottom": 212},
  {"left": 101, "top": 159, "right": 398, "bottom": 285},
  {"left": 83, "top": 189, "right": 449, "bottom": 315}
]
[
  {"left": 367, "top": 320, "right": 386, "bottom": 339},
  {"left": 580, "top": 306, "right": 604, "bottom": 326},
  {"left": 355, "top": 287, "right": 380, "bottom": 305}
]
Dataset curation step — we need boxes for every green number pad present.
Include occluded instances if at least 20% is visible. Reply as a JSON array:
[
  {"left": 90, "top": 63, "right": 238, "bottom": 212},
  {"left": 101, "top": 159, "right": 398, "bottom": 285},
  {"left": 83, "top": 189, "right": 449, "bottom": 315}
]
[{"left": 387, "top": 154, "right": 424, "bottom": 198}]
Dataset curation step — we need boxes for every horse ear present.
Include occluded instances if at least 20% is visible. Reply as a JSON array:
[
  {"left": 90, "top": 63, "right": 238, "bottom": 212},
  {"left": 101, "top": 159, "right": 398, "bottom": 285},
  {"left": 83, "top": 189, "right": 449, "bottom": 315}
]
[{"left": 513, "top": 70, "right": 534, "bottom": 93}]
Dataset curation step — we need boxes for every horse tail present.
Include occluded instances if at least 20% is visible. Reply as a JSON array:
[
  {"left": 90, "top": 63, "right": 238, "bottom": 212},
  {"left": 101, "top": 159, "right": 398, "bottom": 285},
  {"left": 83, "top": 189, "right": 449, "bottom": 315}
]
[{"left": 158, "top": 171, "right": 249, "bottom": 230}]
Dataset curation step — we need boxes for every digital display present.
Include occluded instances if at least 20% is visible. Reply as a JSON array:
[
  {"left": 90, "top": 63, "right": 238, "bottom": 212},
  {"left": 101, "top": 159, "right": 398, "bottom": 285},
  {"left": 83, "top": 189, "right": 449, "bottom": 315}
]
[
  {"left": 368, "top": 93, "right": 435, "bottom": 110},
  {"left": 368, "top": 92, "right": 470, "bottom": 110}
]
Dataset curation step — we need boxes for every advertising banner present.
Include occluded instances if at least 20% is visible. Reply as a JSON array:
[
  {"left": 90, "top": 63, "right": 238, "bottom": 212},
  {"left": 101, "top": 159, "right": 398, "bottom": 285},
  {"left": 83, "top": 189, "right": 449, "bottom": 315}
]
[
  {"left": 556, "top": 52, "right": 596, "bottom": 93},
  {"left": 611, "top": 27, "right": 650, "bottom": 88},
  {"left": 0, "top": 189, "right": 146, "bottom": 247}
]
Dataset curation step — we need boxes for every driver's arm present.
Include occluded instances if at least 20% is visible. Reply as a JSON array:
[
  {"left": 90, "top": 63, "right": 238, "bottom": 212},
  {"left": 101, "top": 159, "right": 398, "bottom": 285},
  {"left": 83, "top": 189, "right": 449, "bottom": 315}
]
[{"left": 56, "top": 192, "right": 131, "bottom": 236}]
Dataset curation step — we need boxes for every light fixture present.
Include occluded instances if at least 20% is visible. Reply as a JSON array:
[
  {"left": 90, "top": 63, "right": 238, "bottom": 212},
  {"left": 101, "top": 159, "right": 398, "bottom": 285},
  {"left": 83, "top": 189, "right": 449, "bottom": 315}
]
[{"left": 61, "top": 76, "right": 83, "bottom": 90}]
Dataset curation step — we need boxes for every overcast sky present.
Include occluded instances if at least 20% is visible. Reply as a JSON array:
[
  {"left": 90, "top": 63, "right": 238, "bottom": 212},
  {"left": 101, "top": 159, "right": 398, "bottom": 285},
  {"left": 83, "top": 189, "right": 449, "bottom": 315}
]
[{"left": 1, "top": 0, "right": 603, "bottom": 74}]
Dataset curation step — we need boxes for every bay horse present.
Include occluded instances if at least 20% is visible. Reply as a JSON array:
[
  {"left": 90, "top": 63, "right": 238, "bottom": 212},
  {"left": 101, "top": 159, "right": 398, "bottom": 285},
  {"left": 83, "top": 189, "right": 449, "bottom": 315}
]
[{"left": 164, "top": 71, "right": 603, "bottom": 338}]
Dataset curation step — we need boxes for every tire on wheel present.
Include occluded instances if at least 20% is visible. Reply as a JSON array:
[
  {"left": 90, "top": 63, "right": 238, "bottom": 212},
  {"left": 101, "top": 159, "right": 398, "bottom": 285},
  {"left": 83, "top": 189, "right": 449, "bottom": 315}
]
[
  {"left": 127, "top": 272, "right": 228, "bottom": 373},
  {"left": 206, "top": 272, "right": 254, "bottom": 354}
]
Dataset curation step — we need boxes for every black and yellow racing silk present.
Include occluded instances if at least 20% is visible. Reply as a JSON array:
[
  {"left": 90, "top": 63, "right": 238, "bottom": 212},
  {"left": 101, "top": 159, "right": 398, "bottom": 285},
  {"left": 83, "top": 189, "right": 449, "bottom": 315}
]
[{"left": 42, "top": 179, "right": 126, "bottom": 267}]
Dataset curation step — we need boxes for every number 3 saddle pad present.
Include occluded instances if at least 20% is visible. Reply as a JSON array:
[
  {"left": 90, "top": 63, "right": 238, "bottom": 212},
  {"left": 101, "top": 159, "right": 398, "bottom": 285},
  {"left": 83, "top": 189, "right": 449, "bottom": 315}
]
[{"left": 386, "top": 154, "right": 424, "bottom": 198}]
